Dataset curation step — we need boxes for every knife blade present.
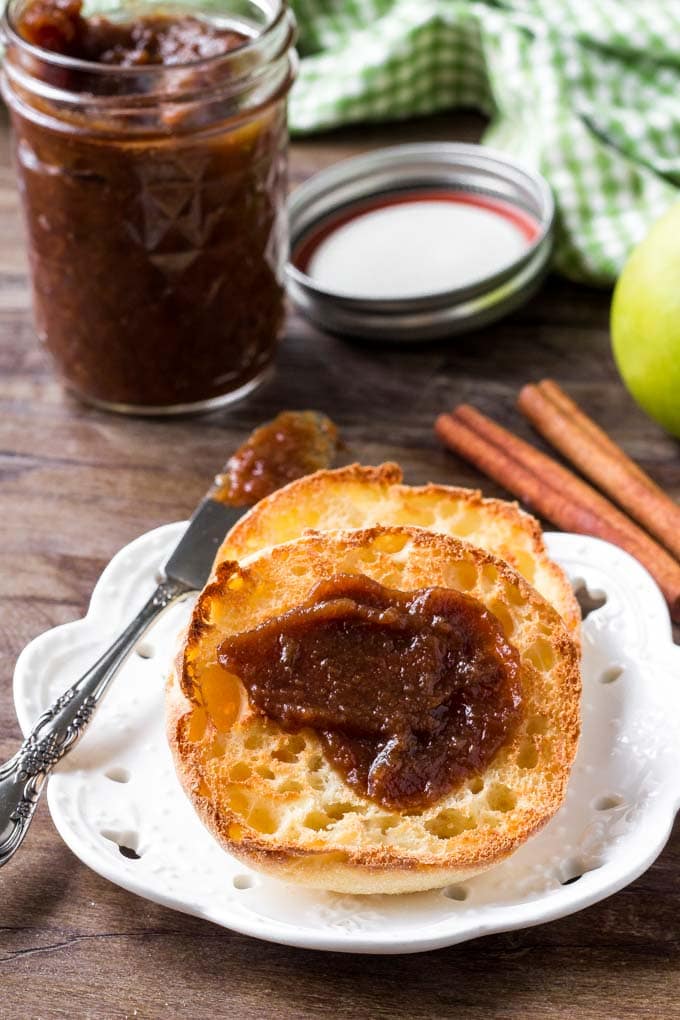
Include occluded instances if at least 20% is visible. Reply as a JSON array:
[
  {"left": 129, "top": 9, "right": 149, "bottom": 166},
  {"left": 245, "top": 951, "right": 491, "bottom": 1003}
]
[{"left": 163, "top": 496, "right": 248, "bottom": 592}]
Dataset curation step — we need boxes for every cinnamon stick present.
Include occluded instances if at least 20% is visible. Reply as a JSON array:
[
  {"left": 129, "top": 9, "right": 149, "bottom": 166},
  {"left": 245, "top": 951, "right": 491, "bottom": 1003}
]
[
  {"left": 518, "top": 380, "right": 680, "bottom": 560},
  {"left": 531, "top": 380, "right": 653, "bottom": 487},
  {"left": 435, "top": 406, "right": 680, "bottom": 622}
]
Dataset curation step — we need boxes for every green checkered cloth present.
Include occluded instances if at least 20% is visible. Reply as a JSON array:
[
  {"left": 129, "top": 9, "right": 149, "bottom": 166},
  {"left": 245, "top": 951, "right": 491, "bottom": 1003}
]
[{"left": 289, "top": 0, "right": 680, "bottom": 285}]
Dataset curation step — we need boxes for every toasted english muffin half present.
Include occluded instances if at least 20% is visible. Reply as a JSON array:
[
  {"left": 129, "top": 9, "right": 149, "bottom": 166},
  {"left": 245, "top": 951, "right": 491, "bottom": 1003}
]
[
  {"left": 167, "top": 526, "right": 581, "bottom": 895},
  {"left": 214, "top": 463, "right": 580, "bottom": 636}
]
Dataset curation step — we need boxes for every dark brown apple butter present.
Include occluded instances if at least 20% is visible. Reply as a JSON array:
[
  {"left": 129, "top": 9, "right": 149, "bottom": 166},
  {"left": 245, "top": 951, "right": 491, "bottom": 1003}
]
[
  {"left": 2, "top": 0, "right": 296, "bottom": 413},
  {"left": 212, "top": 411, "right": 339, "bottom": 506},
  {"left": 17, "top": 0, "right": 246, "bottom": 64},
  {"left": 218, "top": 573, "right": 523, "bottom": 811}
]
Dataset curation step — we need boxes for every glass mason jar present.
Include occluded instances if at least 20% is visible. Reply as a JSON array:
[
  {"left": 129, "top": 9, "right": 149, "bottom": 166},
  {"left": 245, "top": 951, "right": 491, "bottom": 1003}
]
[{"left": 1, "top": 0, "right": 296, "bottom": 414}]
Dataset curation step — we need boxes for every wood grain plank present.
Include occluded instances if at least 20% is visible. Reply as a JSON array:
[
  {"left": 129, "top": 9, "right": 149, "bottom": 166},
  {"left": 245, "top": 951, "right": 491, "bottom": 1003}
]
[{"left": 0, "top": 104, "right": 678, "bottom": 1018}]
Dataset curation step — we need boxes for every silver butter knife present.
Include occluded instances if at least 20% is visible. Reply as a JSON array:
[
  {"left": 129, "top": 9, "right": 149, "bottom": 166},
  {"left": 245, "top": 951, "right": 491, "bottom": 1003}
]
[{"left": 0, "top": 487, "right": 246, "bottom": 867}]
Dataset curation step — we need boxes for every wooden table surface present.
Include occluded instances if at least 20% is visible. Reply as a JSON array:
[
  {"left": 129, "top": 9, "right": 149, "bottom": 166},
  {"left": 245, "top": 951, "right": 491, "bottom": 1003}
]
[{"left": 1, "top": 107, "right": 679, "bottom": 1019}]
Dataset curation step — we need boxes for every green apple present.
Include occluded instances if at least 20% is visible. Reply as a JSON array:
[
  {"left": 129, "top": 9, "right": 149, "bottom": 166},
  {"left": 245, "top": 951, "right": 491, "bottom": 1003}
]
[{"left": 611, "top": 202, "right": 680, "bottom": 439}]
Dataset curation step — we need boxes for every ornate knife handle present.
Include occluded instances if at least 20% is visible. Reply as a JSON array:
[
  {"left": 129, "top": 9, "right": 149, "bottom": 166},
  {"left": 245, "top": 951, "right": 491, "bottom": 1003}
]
[{"left": 0, "top": 578, "right": 189, "bottom": 867}]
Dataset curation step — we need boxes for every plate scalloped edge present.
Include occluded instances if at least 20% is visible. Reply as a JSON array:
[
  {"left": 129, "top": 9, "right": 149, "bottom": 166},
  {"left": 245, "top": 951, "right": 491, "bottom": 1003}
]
[{"left": 11, "top": 523, "right": 680, "bottom": 955}]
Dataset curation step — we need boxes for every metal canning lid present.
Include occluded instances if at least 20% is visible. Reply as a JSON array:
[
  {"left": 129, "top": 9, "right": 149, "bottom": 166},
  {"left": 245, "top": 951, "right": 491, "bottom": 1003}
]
[{"left": 286, "top": 142, "right": 555, "bottom": 343}]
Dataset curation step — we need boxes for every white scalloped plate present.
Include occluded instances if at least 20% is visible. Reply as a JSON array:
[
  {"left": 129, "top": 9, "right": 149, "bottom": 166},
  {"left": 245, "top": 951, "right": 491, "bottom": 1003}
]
[{"left": 12, "top": 524, "right": 680, "bottom": 954}]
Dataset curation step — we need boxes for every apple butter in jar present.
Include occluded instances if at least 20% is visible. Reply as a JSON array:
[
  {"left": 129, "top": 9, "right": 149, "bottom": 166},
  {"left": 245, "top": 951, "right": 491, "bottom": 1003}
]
[{"left": 1, "top": 0, "right": 296, "bottom": 414}]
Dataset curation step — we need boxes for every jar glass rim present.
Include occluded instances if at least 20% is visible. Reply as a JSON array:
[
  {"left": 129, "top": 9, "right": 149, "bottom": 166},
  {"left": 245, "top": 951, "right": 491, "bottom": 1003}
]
[{"left": 2, "top": 0, "right": 289, "bottom": 76}]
